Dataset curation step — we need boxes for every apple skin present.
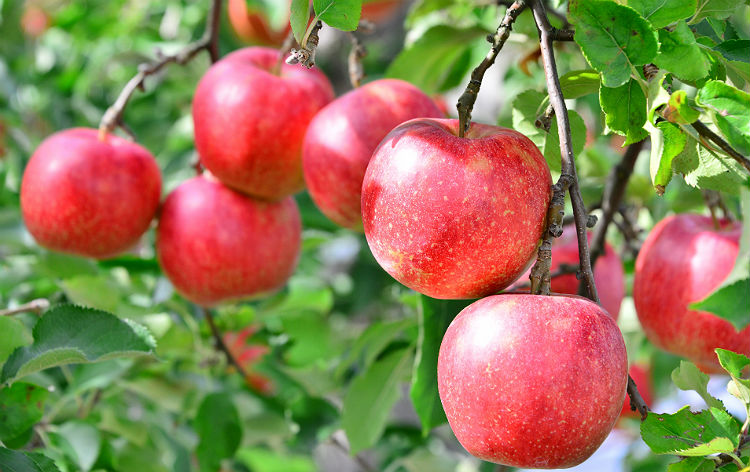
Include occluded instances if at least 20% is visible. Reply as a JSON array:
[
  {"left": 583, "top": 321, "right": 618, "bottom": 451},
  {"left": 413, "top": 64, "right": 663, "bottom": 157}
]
[
  {"left": 513, "top": 225, "right": 625, "bottom": 319},
  {"left": 227, "top": 0, "right": 291, "bottom": 46},
  {"left": 156, "top": 174, "right": 301, "bottom": 306},
  {"left": 20, "top": 128, "right": 162, "bottom": 259},
  {"left": 303, "top": 79, "right": 442, "bottom": 230},
  {"left": 438, "top": 293, "right": 628, "bottom": 468},
  {"left": 361, "top": 118, "right": 552, "bottom": 299},
  {"left": 633, "top": 214, "right": 749, "bottom": 372},
  {"left": 192, "top": 47, "right": 334, "bottom": 200},
  {"left": 224, "top": 326, "right": 274, "bottom": 394}
]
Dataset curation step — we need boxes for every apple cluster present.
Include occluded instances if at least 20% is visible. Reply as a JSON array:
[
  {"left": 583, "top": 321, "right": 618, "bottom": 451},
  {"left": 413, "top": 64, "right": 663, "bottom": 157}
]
[{"left": 18, "top": 38, "right": 750, "bottom": 470}]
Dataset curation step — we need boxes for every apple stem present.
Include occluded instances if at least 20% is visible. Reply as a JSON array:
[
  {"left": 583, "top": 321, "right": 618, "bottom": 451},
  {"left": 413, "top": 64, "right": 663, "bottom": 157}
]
[
  {"left": 97, "top": 0, "right": 223, "bottom": 140},
  {"left": 703, "top": 189, "right": 733, "bottom": 231},
  {"left": 0, "top": 298, "right": 50, "bottom": 317},
  {"left": 273, "top": 30, "right": 297, "bottom": 76},
  {"left": 455, "top": 0, "right": 526, "bottom": 138}
]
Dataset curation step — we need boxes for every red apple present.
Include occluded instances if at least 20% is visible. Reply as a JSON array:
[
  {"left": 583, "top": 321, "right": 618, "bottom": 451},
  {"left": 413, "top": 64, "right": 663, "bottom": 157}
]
[
  {"left": 224, "top": 326, "right": 274, "bottom": 394},
  {"left": 156, "top": 174, "right": 301, "bottom": 306},
  {"left": 438, "top": 293, "right": 628, "bottom": 467},
  {"left": 303, "top": 79, "right": 442, "bottom": 230},
  {"left": 192, "top": 47, "right": 334, "bottom": 200},
  {"left": 20, "top": 128, "right": 161, "bottom": 259},
  {"left": 361, "top": 118, "right": 552, "bottom": 299},
  {"left": 361, "top": 0, "right": 403, "bottom": 22},
  {"left": 227, "top": 0, "right": 291, "bottom": 46},
  {"left": 512, "top": 224, "right": 625, "bottom": 319},
  {"left": 619, "top": 364, "right": 653, "bottom": 420},
  {"left": 634, "top": 214, "right": 749, "bottom": 371}
]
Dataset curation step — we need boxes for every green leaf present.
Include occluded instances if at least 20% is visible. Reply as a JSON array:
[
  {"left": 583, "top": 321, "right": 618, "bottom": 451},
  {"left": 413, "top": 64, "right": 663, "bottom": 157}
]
[
  {"left": 691, "top": 188, "right": 750, "bottom": 330},
  {"left": 313, "top": 0, "right": 362, "bottom": 31},
  {"left": 60, "top": 275, "right": 121, "bottom": 312},
  {"left": 649, "top": 121, "right": 687, "bottom": 194},
  {"left": 0, "top": 383, "right": 48, "bottom": 442},
  {"left": 0, "top": 317, "right": 31, "bottom": 363},
  {"left": 600, "top": 78, "right": 649, "bottom": 144},
  {"left": 571, "top": 0, "right": 658, "bottom": 87},
  {"left": 545, "top": 110, "right": 588, "bottom": 173},
  {"left": 673, "top": 139, "right": 748, "bottom": 196},
  {"left": 646, "top": 70, "right": 672, "bottom": 125},
  {"left": 336, "top": 319, "right": 414, "bottom": 379},
  {"left": 696, "top": 80, "right": 750, "bottom": 156},
  {"left": 512, "top": 89, "right": 547, "bottom": 151},
  {"left": 195, "top": 393, "right": 242, "bottom": 472},
  {"left": 559, "top": 69, "right": 601, "bottom": 99},
  {"left": 410, "top": 296, "right": 472, "bottom": 435},
  {"left": 655, "top": 21, "right": 710, "bottom": 81},
  {"left": 671, "top": 361, "right": 724, "bottom": 410},
  {"left": 386, "top": 26, "right": 488, "bottom": 95},
  {"left": 290, "top": 0, "right": 311, "bottom": 43},
  {"left": 715, "top": 348, "right": 750, "bottom": 404},
  {"left": 690, "top": 0, "right": 738, "bottom": 24},
  {"left": 342, "top": 346, "right": 414, "bottom": 454},
  {"left": 663, "top": 91, "right": 701, "bottom": 124},
  {"left": 1, "top": 304, "right": 156, "bottom": 384},
  {"left": 406, "top": 0, "right": 454, "bottom": 27},
  {"left": 58, "top": 421, "right": 101, "bottom": 472},
  {"left": 668, "top": 457, "right": 716, "bottom": 472},
  {"left": 235, "top": 448, "right": 315, "bottom": 472},
  {"left": 0, "top": 447, "right": 60, "bottom": 472},
  {"left": 625, "top": 0, "right": 697, "bottom": 28},
  {"left": 641, "top": 405, "right": 741, "bottom": 456},
  {"left": 713, "top": 40, "right": 750, "bottom": 64}
]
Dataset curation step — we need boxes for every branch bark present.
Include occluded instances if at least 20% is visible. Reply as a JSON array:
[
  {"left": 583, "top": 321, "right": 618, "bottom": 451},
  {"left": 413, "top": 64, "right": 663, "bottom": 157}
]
[
  {"left": 691, "top": 120, "right": 750, "bottom": 174},
  {"left": 588, "top": 140, "right": 644, "bottom": 269},
  {"left": 530, "top": 0, "right": 598, "bottom": 303},
  {"left": 201, "top": 306, "right": 251, "bottom": 381},
  {"left": 0, "top": 299, "right": 50, "bottom": 316},
  {"left": 456, "top": 0, "right": 526, "bottom": 138},
  {"left": 98, "top": 0, "right": 223, "bottom": 138}
]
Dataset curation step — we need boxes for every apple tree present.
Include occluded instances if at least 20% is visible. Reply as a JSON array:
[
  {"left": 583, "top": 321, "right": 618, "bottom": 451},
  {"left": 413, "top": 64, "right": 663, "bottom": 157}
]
[{"left": 0, "top": 0, "right": 749, "bottom": 471}]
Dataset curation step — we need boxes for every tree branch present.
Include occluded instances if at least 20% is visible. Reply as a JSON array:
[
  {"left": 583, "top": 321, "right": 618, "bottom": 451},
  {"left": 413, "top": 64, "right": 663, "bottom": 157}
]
[
  {"left": 549, "top": 28, "right": 575, "bottom": 41},
  {"left": 201, "top": 306, "right": 252, "bottom": 381},
  {"left": 456, "top": 0, "right": 526, "bottom": 138},
  {"left": 530, "top": 0, "right": 598, "bottom": 303},
  {"left": 588, "top": 139, "right": 644, "bottom": 268},
  {"left": 0, "top": 299, "right": 49, "bottom": 316},
  {"left": 98, "top": 0, "right": 224, "bottom": 139},
  {"left": 530, "top": 0, "right": 651, "bottom": 418},
  {"left": 691, "top": 120, "right": 750, "bottom": 174}
]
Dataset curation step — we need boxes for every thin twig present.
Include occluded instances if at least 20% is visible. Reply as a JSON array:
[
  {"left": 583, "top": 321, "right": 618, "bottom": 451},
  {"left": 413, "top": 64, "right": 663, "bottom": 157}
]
[
  {"left": 348, "top": 32, "right": 367, "bottom": 88},
  {"left": 549, "top": 28, "right": 574, "bottom": 41},
  {"left": 0, "top": 299, "right": 50, "bottom": 316},
  {"left": 588, "top": 139, "right": 644, "bottom": 268},
  {"left": 201, "top": 306, "right": 251, "bottom": 380},
  {"left": 530, "top": 0, "right": 598, "bottom": 303},
  {"left": 287, "top": 21, "right": 323, "bottom": 68},
  {"left": 98, "top": 0, "right": 224, "bottom": 139},
  {"left": 456, "top": 0, "right": 526, "bottom": 137},
  {"left": 627, "top": 375, "right": 650, "bottom": 420},
  {"left": 273, "top": 30, "right": 297, "bottom": 75},
  {"left": 691, "top": 121, "right": 750, "bottom": 173}
]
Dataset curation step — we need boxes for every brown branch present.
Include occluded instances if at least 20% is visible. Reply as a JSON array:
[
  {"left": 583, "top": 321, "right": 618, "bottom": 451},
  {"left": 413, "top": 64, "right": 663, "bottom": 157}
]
[
  {"left": 201, "top": 306, "right": 251, "bottom": 380},
  {"left": 549, "top": 28, "right": 574, "bottom": 41},
  {"left": 0, "top": 299, "right": 50, "bottom": 316},
  {"left": 627, "top": 375, "right": 649, "bottom": 420},
  {"left": 530, "top": 0, "right": 598, "bottom": 303},
  {"left": 286, "top": 21, "right": 323, "bottom": 68},
  {"left": 347, "top": 32, "right": 367, "bottom": 88},
  {"left": 529, "top": 177, "right": 569, "bottom": 295},
  {"left": 330, "top": 432, "right": 375, "bottom": 471},
  {"left": 456, "top": 0, "right": 526, "bottom": 138},
  {"left": 588, "top": 139, "right": 644, "bottom": 268},
  {"left": 98, "top": 0, "right": 224, "bottom": 139},
  {"left": 691, "top": 120, "right": 750, "bottom": 174}
]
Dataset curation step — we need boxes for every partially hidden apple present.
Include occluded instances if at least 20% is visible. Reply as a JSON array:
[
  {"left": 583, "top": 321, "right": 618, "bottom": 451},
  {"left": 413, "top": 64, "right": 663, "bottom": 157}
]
[
  {"left": 224, "top": 325, "right": 274, "bottom": 394},
  {"left": 21, "top": 128, "right": 162, "bottom": 259},
  {"left": 634, "top": 213, "right": 750, "bottom": 371},
  {"left": 438, "top": 293, "right": 628, "bottom": 468},
  {"left": 361, "top": 118, "right": 552, "bottom": 299},
  {"left": 619, "top": 364, "right": 653, "bottom": 420},
  {"left": 227, "top": 0, "right": 290, "bottom": 46},
  {"left": 512, "top": 224, "right": 625, "bottom": 319},
  {"left": 193, "top": 47, "right": 334, "bottom": 200},
  {"left": 303, "top": 79, "right": 442, "bottom": 230},
  {"left": 156, "top": 174, "right": 301, "bottom": 306}
]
